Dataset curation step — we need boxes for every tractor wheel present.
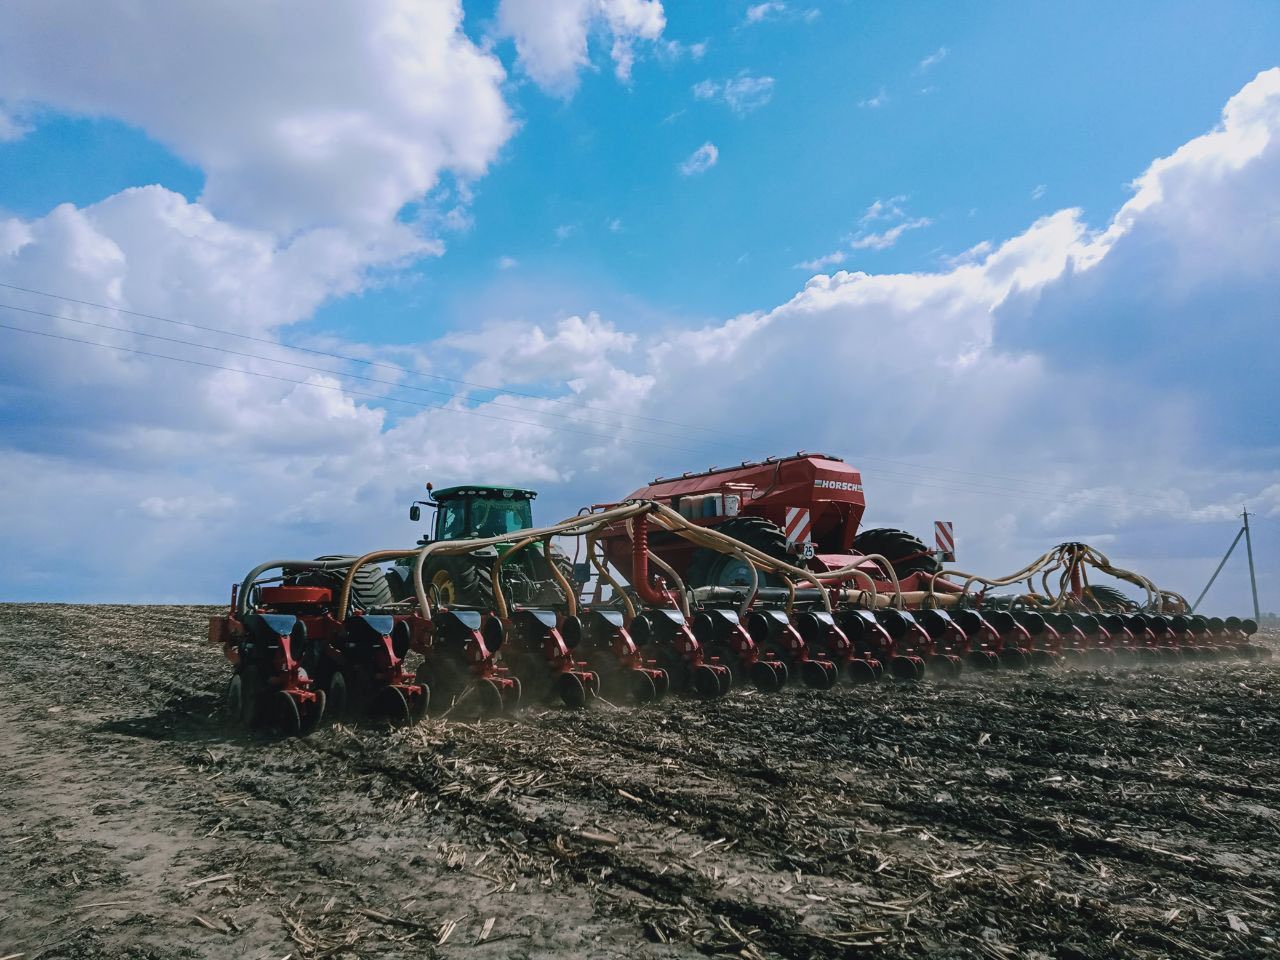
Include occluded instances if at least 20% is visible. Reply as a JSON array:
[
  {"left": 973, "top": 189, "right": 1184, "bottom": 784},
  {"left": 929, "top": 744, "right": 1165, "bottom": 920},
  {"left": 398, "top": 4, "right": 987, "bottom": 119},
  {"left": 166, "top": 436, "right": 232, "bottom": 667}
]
[
  {"left": 685, "top": 516, "right": 789, "bottom": 589},
  {"left": 1082, "top": 584, "right": 1131, "bottom": 612},
  {"left": 522, "top": 546, "right": 578, "bottom": 605},
  {"left": 853, "top": 528, "right": 941, "bottom": 578},
  {"left": 424, "top": 556, "right": 494, "bottom": 607},
  {"left": 291, "top": 556, "right": 395, "bottom": 612}
]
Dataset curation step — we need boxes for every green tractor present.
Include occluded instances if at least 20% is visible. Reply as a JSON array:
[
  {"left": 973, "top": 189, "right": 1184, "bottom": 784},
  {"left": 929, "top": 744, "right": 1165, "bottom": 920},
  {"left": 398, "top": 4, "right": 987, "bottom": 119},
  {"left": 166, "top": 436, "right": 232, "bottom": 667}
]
[{"left": 388, "top": 484, "right": 575, "bottom": 609}]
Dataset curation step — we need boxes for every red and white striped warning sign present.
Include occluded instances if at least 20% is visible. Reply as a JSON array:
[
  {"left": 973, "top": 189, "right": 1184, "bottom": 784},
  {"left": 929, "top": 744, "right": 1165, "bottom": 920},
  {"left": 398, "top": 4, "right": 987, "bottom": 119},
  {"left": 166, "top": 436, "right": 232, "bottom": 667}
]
[
  {"left": 784, "top": 507, "right": 812, "bottom": 543},
  {"left": 935, "top": 520, "right": 955, "bottom": 561}
]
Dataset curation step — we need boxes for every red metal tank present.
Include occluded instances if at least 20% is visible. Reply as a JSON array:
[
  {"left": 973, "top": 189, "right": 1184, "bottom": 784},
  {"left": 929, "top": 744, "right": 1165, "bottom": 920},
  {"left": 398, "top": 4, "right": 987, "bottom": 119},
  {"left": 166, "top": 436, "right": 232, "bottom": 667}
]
[{"left": 604, "top": 453, "right": 867, "bottom": 577}]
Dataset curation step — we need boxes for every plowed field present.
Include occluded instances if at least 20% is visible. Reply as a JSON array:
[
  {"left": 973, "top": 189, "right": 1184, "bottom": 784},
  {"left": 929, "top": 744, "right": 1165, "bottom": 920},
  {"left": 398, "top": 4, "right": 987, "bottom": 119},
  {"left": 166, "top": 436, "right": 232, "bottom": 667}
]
[{"left": 1, "top": 604, "right": 1277, "bottom": 959}]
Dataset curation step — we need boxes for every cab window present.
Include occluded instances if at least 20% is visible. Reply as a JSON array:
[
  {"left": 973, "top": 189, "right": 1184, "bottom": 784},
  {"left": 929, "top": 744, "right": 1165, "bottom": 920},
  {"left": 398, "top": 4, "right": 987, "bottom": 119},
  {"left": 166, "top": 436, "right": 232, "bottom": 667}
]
[{"left": 435, "top": 500, "right": 468, "bottom": 540}]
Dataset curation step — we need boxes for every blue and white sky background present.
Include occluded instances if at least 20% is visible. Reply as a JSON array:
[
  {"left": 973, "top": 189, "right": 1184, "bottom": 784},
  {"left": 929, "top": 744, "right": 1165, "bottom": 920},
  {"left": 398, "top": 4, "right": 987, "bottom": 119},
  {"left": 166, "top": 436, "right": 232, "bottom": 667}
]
[{"left": 1, "top": 1, "right": 1278, "bottom": 612}]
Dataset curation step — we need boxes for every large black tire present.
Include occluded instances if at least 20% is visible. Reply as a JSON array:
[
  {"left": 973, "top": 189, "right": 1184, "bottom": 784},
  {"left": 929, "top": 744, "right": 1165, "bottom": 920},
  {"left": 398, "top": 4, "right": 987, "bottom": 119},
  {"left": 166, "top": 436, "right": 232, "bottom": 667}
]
[
  {"left": 685, "top": 516, "right": 789, "bottom": 589},
  {"left": 292, "top": 556, "right": 394, "bottom": 612},
  {"left": 1083, "top": 583, "right": 1131, "bottom": 612},
  {"left": 523, "top": 545, "right": 577, "bottom": 605},
  {"left": 423, "top": 554, "right": 495, "bottom": 607},
  {"left": 853, "top": 528, "right": 940, "bottom": 578}
]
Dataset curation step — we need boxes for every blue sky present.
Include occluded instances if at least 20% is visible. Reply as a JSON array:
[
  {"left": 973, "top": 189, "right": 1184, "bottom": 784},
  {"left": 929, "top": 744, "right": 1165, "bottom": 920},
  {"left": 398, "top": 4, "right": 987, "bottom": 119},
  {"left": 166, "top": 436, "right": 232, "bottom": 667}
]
[
  {"left": 1, "top": 1, "right": 1278, "bottom": 611},
  {"left": 7, "top": 2, "right": 1279, "bottom": 332}
]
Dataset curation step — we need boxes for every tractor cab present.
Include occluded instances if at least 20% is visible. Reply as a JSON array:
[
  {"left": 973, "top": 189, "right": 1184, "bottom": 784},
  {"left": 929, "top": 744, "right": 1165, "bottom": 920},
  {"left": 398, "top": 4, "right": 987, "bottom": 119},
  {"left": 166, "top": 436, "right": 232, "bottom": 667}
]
[
  {"left": 410, "top": 485, "right": 537, "bottom": 544},
  {"left": 398, "top": 483, "right": 569, "bottom": 609}
]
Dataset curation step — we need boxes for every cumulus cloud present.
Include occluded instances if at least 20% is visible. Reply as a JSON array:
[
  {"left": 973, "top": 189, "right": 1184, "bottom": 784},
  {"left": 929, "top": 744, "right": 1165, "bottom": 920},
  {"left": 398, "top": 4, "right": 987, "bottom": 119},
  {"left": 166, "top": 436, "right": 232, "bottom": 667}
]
[
  {"left": 496, "top": 0, "right": 666, "bottom": 93},
  {"left": 679, "top": 142, "right": 719, "bottom": 176},
  {"left": 637, "top": 69, "right": 1280, "bottom": 608},
  {"left": 3, "top": 15, "right": 1280, "bottom": 616},
  {"left": 0, "top": 1, "right": 512, "bottom": 236},
  {"left": 692, "top": 73, "right": 775, "bottom": 114}
]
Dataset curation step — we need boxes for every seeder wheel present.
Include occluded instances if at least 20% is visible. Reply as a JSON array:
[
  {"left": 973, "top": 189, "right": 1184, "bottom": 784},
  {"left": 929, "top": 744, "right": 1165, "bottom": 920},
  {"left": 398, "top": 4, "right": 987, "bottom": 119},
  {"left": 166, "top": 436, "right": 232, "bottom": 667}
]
[
  {"left": 692, "top": 664, "right": 723, "bottom": 699},
  {"left": 477, "top": 677, "right": 507, "bottom": 716},
  {"left": 299, "top": 690, "right": 326, "bottom": 737},
  {"left": 1030, "top": 649, "right": 1058, "bottom": 669},
  {"left": 324, "top": 670, "right": 349, "bottom": 719},
  {"left": 966, "top": 650, "right": 997, "bottom": 671},
  {"left": 889, "top": 655, "right": 924, "bottom": 681},
  {"left": 651, "top": 670, "right": 671, "bottom": 701},
  {"left": 371, "top": 684, "right": 412, "bottom": 726},
  {"left": 271, "top": 689, "right": 303, "bottom": 737},
  {"left": 749, "top": 659, "right": 784, "bottom": 692},
  {"left": 408, "top": 683, "right": 430, "bottom": 723},
  {"left": 556, "top": 671, "right": 588, "bottom": 709},
  {"left": 715, "top": 665, "right": 733, "bottom": 696},
  {"left": 629, "top": 669, "right": 657, "bottom": 704},
  {"left": 225, "top": 673, "right": 247, "bottom": 725},
  {"left": 800, "top": 660, "right": 834, "bottom": 689},
  {"left": 847, "top": 658, "right": 879, "bottom": 684},
  {"left": 1000, "top": 648, "right": 1030, "bottom": 670}
]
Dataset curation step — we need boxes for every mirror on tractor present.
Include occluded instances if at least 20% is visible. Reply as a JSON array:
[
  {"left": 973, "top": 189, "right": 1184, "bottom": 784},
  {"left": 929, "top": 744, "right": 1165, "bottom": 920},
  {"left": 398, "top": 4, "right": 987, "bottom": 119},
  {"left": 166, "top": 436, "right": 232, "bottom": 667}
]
[{"left": 409, "top": 504, "right": 421, "bottom": 522}]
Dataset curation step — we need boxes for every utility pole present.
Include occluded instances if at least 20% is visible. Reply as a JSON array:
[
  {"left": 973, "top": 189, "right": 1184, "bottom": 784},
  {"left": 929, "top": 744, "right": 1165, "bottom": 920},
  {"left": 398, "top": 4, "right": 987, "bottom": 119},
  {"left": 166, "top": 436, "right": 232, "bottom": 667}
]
[
  {"left": 1243, "top": 508, "right": 1261, "bottom": 622},
  {"left": 1192, "top": 508, "right": 1263, "bottom": 618}
]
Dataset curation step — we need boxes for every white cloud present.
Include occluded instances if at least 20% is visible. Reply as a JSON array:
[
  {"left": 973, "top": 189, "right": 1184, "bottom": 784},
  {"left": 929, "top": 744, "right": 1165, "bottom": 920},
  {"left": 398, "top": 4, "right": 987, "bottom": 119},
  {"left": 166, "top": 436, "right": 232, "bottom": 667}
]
[
  {"left": 554, "top": 223, "right": 578, "bottom": 241},
  {"left": 795, "top": 249, "right": 847, "bottom": 271},
  {"left": 917, "top": 47, "right": 949, "bottom": 72},
  {"left": 497, "top": 255, "right": 519, "bottom": 269},
  {"left": 850, "top": 216, "right": 933, "bottom": 250},
  {"left": 861, "top": 196, "right": 908, "bottom": 224},
  {"left": 679, "top": 142, "right": 719, "bottom": 176},
  {"left": 606, "top": 217, "right": 623, "bottom": 232},
  {"left": 745, "top": 2, "right": 786, "bottom": 23},
  {"left": 1031, "top": 183, "right": 1047, "bottom": 200},
  {"left": 692, "top": 73, "right": 775, "bottom": 114},
  {"left": 0, "top": 1, "right": 513, "bottom": 237},
  {"left": 659, "top": 39, "right": 708, "bottom": 61},
  {"left": 496, "top": 0, "right": 666, "bottom": 94},
  {"left": 0, "top": 104, "right": 28, "bottom": 141},
  {"left": 859, "top": 87, "right": 889, "bottom": 109},
  {"left": 3, "top": 22, "right": 1280, "bottom": 618}
]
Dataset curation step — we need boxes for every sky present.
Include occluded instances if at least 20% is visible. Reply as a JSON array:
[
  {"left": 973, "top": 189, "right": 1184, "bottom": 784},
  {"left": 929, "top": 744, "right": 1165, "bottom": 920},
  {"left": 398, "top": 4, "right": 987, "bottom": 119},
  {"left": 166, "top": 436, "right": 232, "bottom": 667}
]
[{"left": 0, "top": 0, "right": 1278, "bottom": 614}]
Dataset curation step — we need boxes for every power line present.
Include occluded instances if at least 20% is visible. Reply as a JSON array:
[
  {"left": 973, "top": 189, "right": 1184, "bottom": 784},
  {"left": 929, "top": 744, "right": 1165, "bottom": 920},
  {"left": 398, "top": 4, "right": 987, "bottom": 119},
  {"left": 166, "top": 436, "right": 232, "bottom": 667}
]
[
  {"left": 0, "top": 322, "right": 724, "bottom": 456},
  {"left": 0, "top": 315, "right": 1230, "bottom": 516},
  {"left": 0, "top": 279, "right": 755, "bottom": 443},
  {"left": 0, "top": 281, "right": 1252, "bottom": 519},
  {"left": 0, "top": 301, "right": 730, "bottom": 450}
]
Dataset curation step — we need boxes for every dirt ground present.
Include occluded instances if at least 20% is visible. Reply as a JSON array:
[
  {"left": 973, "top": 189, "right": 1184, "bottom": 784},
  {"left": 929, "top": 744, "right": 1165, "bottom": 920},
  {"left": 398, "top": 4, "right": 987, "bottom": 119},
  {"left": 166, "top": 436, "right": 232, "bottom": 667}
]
[{"left": 1, "top": 604, "right": 1278, "bottom": 960}]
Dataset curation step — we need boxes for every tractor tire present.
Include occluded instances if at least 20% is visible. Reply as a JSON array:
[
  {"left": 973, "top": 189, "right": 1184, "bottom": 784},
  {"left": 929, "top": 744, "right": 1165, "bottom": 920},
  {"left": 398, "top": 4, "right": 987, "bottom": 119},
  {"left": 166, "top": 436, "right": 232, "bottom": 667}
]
[
  {"left": 424, "top": 555, "right": 495, "bottom": 608},
  {"left": 518, "top": 544, "right": 578, "bottom": 606},
  {"left": 291, "top": 556, "right": 395, "bottom": 612},
  {"left": 1083, "top": 584, "right": 1131, "bottom": 612},
  {"left": 853, "top": 527, "right": 941, "bottom": 578},
  {"left": 685, "top": 516, "right": 789, "bottom": 589}
]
